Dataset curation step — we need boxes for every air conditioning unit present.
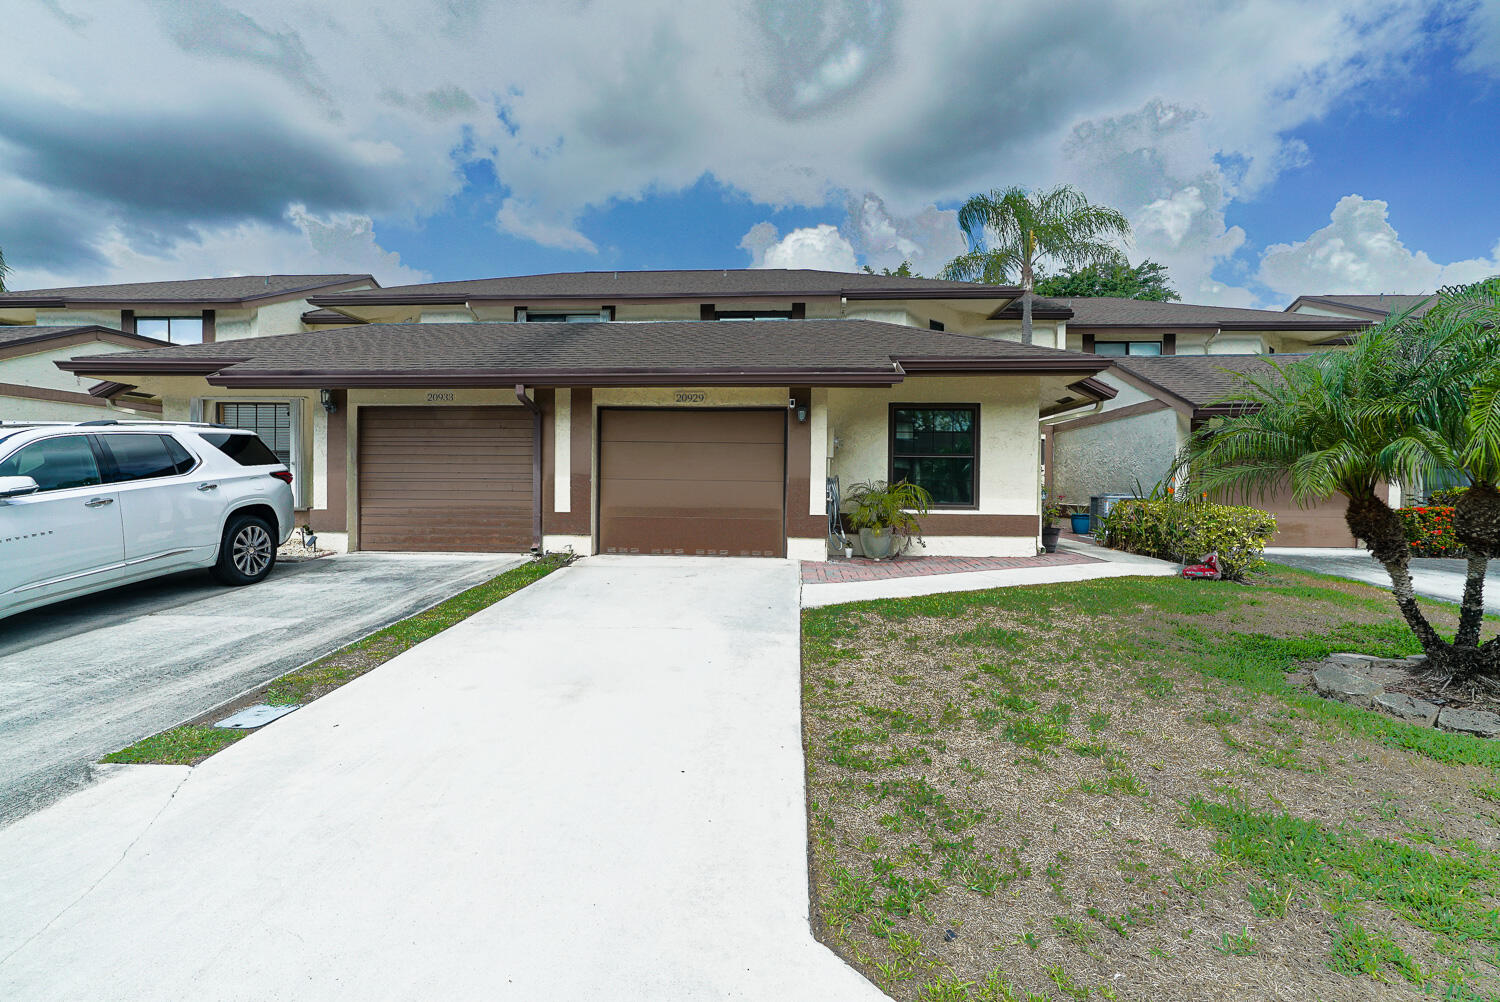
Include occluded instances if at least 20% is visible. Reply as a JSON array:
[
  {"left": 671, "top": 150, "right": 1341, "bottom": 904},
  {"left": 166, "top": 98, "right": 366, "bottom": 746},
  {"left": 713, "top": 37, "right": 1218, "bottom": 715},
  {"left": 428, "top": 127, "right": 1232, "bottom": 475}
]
[{"left": 1089, "top": 494, "right": 1134, "bottom": 535}]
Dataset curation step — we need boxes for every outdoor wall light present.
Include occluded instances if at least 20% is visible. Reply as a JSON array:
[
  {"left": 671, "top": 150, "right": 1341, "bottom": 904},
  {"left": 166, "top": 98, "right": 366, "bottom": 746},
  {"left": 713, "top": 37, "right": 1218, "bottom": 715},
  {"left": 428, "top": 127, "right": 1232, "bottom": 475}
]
[
  {"left": 795, "top": 404, "right": 808, "bottom": 424},
  {"left": 320, "top": 389, "right": 338, "bottom": 414}
]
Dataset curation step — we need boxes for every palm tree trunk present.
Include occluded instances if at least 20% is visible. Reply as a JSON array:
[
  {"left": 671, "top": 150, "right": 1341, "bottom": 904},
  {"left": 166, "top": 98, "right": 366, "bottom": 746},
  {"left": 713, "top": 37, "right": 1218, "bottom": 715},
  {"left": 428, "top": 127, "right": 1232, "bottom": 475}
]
[
  {"left": 1021, "top": 293, "right": 1033, "bottom": 345},
  {"left": 1456, "top": 554, "right": 1489, "bottom": 648},
  {"left": 1346, "top": 490, "right": 1450, "bottom": 658}
]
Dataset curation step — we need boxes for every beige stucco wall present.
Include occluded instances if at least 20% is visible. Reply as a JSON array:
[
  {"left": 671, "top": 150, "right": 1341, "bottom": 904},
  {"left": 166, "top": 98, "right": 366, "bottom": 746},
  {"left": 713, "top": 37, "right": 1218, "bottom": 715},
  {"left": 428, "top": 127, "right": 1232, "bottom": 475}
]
[
  {"left": 1052, "top": 408, "right": 1184, "bottom": 504},
  {"left": 33, "top": 309, "right": 125, "bottom": 327},
  {"left": 3, "top": 342, "right": 141, "bottom": 392}
]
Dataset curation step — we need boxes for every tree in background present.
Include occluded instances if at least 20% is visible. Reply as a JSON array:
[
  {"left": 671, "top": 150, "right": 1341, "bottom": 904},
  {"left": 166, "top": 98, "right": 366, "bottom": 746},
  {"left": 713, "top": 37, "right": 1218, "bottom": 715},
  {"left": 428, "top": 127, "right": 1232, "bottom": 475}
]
[
  {"left": 861, "top": 262, "right": 920, "bottom": 278},
  {"left": 940, "top": 185, "right": 1130, "bottom": 343},
  {"left": 1035, "top": 259, "right": 1179, "bottom": 301},
  {"left": 0, "top": 244, "right": 8, "bottom": 294}
]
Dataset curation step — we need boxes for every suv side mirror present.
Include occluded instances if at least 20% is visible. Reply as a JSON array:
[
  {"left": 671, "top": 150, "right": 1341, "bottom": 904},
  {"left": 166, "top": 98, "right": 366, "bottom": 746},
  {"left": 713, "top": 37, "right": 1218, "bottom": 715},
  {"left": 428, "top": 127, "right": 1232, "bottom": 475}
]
[{"left": 0, "top": 475, "right": 40, "bottom": 499}]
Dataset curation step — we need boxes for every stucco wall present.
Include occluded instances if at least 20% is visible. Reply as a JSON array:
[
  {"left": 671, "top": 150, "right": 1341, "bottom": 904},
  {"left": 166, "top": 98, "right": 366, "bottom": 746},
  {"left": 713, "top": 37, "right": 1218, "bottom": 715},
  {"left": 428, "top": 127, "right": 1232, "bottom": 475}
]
[
  {"left": 0, "top": 396, "right": 112, "bottom": 423},
  {"left": 2, "top": 342, "right": 141, "bottom": 392},
  {"left": 33, "top": 309, "right": 125, "bottom": 327},
  {"left": 1052, "top": 407, "right": 1182, "bottom": 503}
]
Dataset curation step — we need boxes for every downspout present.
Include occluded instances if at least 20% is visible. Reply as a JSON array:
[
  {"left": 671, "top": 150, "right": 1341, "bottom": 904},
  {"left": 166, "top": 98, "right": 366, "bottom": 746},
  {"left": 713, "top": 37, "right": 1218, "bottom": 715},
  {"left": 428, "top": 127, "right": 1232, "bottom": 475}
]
[{"left": 515, "top": 384, "right": 543, "bottom": 554}]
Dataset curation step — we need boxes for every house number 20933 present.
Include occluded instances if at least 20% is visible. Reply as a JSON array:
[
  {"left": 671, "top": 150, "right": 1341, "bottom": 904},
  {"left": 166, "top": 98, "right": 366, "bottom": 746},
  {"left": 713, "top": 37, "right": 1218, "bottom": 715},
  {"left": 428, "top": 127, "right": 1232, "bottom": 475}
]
[{"left": 427, "top": 392, "right": 456, "bottom": 402}]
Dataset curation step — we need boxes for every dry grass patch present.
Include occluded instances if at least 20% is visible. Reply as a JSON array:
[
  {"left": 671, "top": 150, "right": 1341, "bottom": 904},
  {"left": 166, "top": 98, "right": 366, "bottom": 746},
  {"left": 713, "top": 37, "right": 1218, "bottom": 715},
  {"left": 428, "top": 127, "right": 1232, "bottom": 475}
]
[{"left": 803, "top": 566, "right": 1500, "bottom": 1001}]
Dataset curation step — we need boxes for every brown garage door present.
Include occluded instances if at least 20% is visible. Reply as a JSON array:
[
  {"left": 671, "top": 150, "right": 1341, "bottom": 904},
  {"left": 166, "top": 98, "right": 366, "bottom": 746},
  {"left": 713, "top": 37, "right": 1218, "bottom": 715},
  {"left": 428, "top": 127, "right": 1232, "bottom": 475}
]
[
  {"left": 598, "top": 408, "right": 785, "bottom": 557},
  {"left": 358, "top": 406, "right": 533, "bottom": 552},
  {"left": 1222, "top": 484, "right": 1358, "bottom": 547}
]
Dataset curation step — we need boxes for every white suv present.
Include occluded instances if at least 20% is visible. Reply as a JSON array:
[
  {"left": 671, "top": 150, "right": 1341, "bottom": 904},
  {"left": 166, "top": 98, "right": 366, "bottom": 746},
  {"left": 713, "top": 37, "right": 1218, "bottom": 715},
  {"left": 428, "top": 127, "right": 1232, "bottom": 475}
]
[{"left": 0, "top": 421, "right": 295, "bottom": 621}]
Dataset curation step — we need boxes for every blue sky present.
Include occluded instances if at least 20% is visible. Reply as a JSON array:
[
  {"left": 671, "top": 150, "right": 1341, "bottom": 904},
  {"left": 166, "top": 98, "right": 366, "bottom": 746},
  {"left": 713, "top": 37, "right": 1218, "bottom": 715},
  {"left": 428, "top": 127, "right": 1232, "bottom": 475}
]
[{"left": 4, "top": 0, "right": 1499, "bottom": 307}]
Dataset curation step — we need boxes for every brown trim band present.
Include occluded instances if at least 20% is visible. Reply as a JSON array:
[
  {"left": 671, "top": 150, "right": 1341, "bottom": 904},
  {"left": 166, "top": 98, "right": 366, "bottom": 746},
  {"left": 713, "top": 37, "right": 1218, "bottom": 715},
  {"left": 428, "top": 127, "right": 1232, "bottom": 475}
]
[
  {"left": 920, "top": 513, "right": 1038, "bottom": 536},
  {"left": 1047, "top": 399, "right": 1171, "bottom": 432},
  {"left": 0, "top": 380, "right": 161, "bottom": 413}
]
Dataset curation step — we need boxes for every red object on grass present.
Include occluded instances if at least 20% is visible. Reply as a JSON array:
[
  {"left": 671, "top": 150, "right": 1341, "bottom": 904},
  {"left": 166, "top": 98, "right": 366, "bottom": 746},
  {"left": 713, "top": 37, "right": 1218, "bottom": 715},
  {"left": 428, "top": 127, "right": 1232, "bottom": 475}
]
[{"left": 1183, "top": 552, "right": 1222, "bottom": 580}]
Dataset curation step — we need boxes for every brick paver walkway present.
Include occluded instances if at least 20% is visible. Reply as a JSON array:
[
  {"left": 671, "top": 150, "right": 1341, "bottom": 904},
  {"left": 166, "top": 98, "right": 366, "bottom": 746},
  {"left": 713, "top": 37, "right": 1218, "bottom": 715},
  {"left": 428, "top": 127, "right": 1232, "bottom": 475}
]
[{"left": 801, "top": 550, "right": 1100, "bottom": 584}]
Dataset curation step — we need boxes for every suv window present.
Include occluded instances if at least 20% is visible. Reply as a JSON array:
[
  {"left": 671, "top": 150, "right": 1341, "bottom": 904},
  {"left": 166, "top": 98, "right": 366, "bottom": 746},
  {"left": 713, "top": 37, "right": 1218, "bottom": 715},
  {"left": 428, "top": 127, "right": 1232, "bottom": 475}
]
[
  {"left": 0, "top": 435, "right": 102, "bottom": 491},
  {"left": 200, "top": 432, "right": 281, "bottom": 467},
  {"left": 97, "top": 434, "right": 192, "bottom": 483}
]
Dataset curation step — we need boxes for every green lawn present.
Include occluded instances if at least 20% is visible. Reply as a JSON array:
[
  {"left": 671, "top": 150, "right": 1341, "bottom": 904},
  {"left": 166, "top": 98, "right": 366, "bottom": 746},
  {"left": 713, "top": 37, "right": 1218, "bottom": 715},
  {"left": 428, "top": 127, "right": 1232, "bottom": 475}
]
[
  {"left": 104, "top": 553, "right": 570, "bottom": 766},
  {"left": 802, "top": 565, "right": 1500, "bottom": 1001}
]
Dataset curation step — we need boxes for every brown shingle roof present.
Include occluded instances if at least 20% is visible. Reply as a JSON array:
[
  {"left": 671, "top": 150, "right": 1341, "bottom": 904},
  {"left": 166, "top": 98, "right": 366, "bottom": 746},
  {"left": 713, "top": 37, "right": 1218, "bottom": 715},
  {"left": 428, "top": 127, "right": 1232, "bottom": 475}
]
[
  {"left": 59, "top": 319, "right": 1105, "bottom": 387},
  {"left": 308, "top": 269, "right": 1020, "bottom": 306},
  {"left": 0, "top": 324, "right": 167, "bottom": 351},
  {"left": 1058, "top": 297, "right": 1369, "bottom": 330},
  {"left": 988, "top": 293, "right": 1074, "bottom": 320},
  {"left": 1110, "top": 353, "right": 1303, "bottom": 408},
  {"left": 0, "top": 274, "right": 375, "bottom": 307},
  {"left": 1285, "top": 293, "right": 1435, "bottom": 319}
]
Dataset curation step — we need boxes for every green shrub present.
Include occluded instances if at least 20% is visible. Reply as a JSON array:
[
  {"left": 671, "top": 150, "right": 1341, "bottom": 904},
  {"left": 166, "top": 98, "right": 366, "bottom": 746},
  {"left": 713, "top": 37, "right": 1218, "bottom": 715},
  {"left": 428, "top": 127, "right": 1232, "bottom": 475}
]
[
  {"left": 1100, "top": 499, "right": 1277, "bottom": 580},
  {"left": 1428, "top": 487, "right": 1467, "bottom": 507},
  {"left": 1396, "top": 505, "right": 1462, "bottom": 557}
]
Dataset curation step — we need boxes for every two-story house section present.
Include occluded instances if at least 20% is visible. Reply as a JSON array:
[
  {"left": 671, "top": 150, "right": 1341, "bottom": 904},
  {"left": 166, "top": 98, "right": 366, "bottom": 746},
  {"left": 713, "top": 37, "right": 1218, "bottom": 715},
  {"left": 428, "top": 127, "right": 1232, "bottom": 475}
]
[{"left": 0, "top": 273, "right": 378, "bottom": 429}]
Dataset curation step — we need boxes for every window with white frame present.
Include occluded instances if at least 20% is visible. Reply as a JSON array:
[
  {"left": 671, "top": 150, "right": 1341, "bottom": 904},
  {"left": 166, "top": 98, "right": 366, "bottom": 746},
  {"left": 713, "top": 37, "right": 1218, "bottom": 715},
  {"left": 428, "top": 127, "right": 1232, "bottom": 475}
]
[
  {"left": 515, "top": 308, "right": 612, "bottom": 322},
  {"left": 136, "top": 316, "right": 204, "bottom": 344}
]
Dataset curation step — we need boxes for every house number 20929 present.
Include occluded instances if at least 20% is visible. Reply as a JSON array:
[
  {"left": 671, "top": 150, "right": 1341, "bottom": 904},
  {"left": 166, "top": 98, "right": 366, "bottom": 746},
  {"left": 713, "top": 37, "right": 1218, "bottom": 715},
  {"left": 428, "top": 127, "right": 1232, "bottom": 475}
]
[{"left": 427, "top": 392, "right": 456, "bottom": 402}]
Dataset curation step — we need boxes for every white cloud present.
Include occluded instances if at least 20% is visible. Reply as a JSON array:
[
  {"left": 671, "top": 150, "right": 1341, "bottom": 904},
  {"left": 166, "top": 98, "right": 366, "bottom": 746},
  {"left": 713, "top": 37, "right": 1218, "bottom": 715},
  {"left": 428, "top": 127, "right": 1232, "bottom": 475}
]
[
  {"left": 494, "top": 199, "right": 599, "bottom": 254},
  {"left": 1459, "top": 0, "right": 1500, "bottom": 76},
  {"left": 1257, "top": 195, "right": 1500, "bottom": 298},
  {"left": 7, "top": 204, "right": 428, "bottom": 289},
  {"left": 844, "top": 194, "right": 967, "bottom": 277},
  {"left": 0, "top": 0, "right": 1487, "bottom": 295},
  {"left": 740, "top": 222, "right": 858, "bottom": 271}
]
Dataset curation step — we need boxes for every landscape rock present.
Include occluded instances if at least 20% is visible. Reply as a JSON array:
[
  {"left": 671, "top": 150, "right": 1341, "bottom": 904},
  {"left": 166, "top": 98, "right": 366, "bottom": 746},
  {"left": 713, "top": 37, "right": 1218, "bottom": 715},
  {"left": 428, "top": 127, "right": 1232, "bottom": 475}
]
[
  {"left": 1328, "top": 653, "right": 1383, "bottom": 666},
  {"left": 1372, "top": 692, "right": 1441, "bottom": 726},
  {"left": 1319, "top": 655, "right": 1409, "bottom": 685},
  {"left": 1436, "top": 708, "right": 1500, "bottom": 739},
  {"left": 1312, "top": 666, "right": 1384, "bottom": 707}
]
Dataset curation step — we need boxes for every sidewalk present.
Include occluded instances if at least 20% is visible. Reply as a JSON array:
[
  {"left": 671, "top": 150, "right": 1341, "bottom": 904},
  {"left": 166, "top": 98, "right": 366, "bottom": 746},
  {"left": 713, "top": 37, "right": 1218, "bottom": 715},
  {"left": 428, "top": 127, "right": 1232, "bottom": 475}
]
[{"left": 800, "top": 537, "right": 1179, "bottom": 607}]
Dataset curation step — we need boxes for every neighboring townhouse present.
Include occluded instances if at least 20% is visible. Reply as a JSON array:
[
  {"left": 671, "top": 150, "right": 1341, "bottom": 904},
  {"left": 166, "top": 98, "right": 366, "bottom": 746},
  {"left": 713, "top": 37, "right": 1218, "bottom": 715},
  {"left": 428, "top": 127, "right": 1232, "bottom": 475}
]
[
  {"left": 60, "top": 315, "right": 1113, "bottom": 560},
  {"left": 0, "top": 273, "right": 379, "bottom": 340},
  {"left": 995, "top": 296, "right": 1370, "bottom": 356},
  {"left": 0, "top": 272, "right": 378, "bottom": 436},
  {"left": 1044, "top": 353, "right": 1397, "bottom": 547},
  {"left": 1285, "top": 293, "right": 1435, "bottom": 323},
  {"left": 0, "top": 325, "right": 169, "bottom": 422},
  {"left": 305, "top": 268, "right": 1076, "bottom": 344}
]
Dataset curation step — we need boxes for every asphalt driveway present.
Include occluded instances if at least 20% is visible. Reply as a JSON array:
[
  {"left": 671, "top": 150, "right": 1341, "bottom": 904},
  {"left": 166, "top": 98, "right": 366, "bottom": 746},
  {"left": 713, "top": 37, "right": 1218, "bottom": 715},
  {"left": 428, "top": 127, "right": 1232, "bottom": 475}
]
[
  {"left": 1267, "top": 546, "right": 1500, "bottom": 613},
  {"left": 0, "top": 551, "right": 525, "bottom": 827},
  {"left": 0, "top": 556, "right": 882, "bottom": 1000}
]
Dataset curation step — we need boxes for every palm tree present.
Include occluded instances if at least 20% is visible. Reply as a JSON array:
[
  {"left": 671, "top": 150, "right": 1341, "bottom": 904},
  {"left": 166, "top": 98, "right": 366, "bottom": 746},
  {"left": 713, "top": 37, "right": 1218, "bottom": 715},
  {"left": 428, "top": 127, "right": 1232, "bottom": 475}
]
[
  {"left": 0, "top": 244, "right": 9, "bottom": 294},
  {"left": 1189, "top": 283, "right": 1500, "bottom": 686},
  {"left": 940, "top": 185, "right": 1130, "bottom": 344}
]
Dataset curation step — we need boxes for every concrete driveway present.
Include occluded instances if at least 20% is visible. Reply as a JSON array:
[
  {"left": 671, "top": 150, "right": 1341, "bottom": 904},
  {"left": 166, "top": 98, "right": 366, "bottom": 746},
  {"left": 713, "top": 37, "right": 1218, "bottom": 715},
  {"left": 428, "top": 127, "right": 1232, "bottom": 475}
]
[
  {"left": 0, "top": 552, "right": 525, "bottom": 827},
  {"left": 0, "top": 556, "right": 880, "bottom": 1001},
  {"left": 1267, "top": 547, "right": 1500, "bottom": 613}
]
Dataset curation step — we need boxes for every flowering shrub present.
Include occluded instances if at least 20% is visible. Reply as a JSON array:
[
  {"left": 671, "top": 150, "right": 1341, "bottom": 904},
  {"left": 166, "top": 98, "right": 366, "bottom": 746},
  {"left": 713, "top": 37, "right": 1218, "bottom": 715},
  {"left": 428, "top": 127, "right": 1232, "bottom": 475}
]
[
  {"left": 1428, "top": 487, "right": 1468, "bottom": 507},
  {"left": 1397, "top": 505, "right": 1462, "bottom": 557},
  {"left": 1100, "top": 499, "right": 1277, "bottom": 581}
]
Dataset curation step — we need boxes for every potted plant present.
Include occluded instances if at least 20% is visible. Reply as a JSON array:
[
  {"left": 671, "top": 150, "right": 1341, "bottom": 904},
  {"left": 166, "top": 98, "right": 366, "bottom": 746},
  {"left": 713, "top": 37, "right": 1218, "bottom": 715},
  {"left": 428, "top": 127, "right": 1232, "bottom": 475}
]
[
  {"left": 1042, "top": 500, "right": 1064, "bottom": 553},
  {"left": 844, "top": 480, "right": 931, "bottom": 560},
  {"left": 1069, "top": 508, "right": 1091, "bottom": 534}
]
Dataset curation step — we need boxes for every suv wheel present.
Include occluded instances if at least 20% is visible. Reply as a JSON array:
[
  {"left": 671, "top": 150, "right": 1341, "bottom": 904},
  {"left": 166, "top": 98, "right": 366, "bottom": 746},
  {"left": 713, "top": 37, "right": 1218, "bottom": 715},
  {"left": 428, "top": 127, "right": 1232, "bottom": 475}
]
[{"left": 212, "top": 513, "right": 277, "bottom": 586}]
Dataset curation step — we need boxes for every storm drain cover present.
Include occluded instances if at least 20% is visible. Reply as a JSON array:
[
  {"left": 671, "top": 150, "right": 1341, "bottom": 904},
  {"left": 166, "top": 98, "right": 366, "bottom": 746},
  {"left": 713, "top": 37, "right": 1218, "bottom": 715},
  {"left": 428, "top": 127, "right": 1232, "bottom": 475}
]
[{"left": 214, "top": 704, "right": 299, "bottom": 729}]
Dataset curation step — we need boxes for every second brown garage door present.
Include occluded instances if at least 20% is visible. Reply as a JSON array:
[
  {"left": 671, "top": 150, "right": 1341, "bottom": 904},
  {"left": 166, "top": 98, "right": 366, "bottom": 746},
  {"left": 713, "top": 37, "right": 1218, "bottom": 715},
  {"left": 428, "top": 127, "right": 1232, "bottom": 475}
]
[
  {"left": 598, "top": 408, "right": 786, "bottom": 557},
  {"left": 358, "top": 406, "right": 533, "bottom": 551}
]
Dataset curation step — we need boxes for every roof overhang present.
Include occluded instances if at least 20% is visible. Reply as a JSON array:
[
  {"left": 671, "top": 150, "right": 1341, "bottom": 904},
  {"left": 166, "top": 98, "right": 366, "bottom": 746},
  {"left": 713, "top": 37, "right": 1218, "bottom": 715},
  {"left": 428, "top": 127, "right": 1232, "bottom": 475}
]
[
  {"left": 309, "top": 284, "right": 1023, "bottom": 310},
  {"left": 0, "top": 277, "right": 377, "bottom": 310}
]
